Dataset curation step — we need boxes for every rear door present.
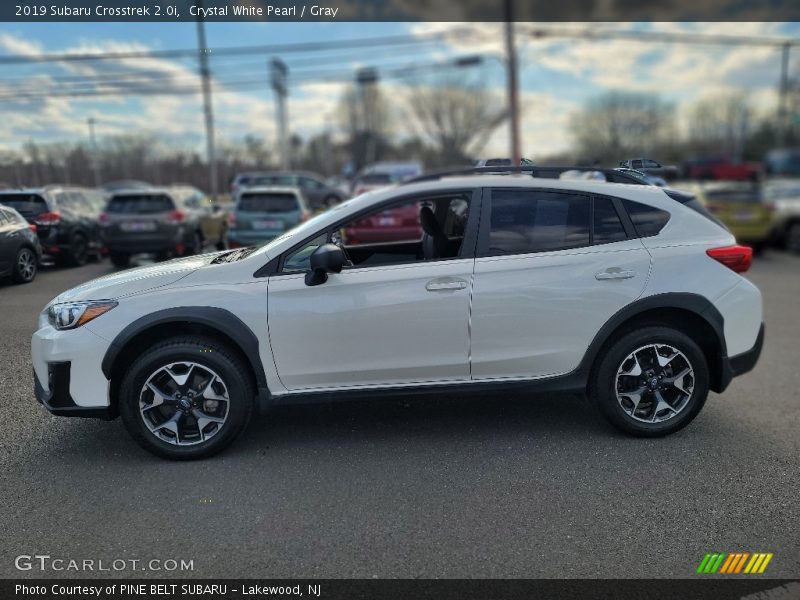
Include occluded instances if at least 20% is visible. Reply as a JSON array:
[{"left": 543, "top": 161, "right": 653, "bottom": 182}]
[
  {"left": 0, "top": 210, "right": 14, "bottom": 274},
  {"left": 470, "top": 188, "right": 651, "bottom": 380}
]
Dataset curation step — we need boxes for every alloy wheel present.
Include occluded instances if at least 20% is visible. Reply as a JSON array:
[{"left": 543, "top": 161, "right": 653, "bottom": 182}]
[
  {"left": 139, "top": 361, "right": 230, "bottom": 446},
  {"left": 17, "top": 249, "right": 36, "bottom": 281},
  {"left": 615, "top": 344, "right": 695, "bottom": 424}
]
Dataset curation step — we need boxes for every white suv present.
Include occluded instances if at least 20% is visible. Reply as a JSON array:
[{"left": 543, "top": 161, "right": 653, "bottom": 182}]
[{"left": 32, "top": 172, "right": 764, "bottom": 459}]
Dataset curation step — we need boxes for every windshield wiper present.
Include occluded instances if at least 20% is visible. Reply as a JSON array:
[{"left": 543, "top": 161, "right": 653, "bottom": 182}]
[{"left": 211, "top": 247, "right": 257, "bottom": 264}]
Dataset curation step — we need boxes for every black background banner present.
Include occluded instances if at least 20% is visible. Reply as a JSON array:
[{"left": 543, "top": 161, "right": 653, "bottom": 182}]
[
  {"left": 3, "top": 580, "right": 800, "bottom": 600},
  {"left": 3, "top": 0, "right": 800, "bottom": 22}
]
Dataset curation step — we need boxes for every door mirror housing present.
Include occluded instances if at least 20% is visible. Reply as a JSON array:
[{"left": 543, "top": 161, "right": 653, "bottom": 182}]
[{"left": 305, "top": 243, "right": 346, "bottom": 286}]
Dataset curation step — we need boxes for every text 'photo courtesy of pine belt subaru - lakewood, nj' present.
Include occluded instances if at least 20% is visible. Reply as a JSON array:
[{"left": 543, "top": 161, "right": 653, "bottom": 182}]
[{"left": 32, "top": 168, "right": 765, "bottom": 460}]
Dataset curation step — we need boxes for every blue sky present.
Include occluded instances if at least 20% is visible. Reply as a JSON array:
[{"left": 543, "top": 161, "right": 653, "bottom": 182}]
[{"left": 0, "top": 22, "right": 797, "bottom": 160}]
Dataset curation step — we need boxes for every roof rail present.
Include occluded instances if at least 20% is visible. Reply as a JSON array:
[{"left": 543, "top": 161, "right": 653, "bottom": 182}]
[{"left": 403, "top": 165, "right": 649, "bottom": 186}]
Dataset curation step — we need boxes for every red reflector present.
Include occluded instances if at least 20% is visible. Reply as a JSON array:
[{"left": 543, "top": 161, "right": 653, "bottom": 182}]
[
  {"left": 706, "top": 245, "right": 752, "bottom": 273},
  {"left": 175, "top": 243, "right": 185, "bottom": 255},
  {"left": 98, "top": 212, "right": 109, "bottom": 224},
  {"left": 167, "top": 210, "right": 185, "bottom": 223},
  {"left": 28, "top": 223, "right": 37, "bottom": 232}
]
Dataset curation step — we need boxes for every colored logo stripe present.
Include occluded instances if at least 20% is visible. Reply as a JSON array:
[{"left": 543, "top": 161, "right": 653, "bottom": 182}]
[{"left": 699, "top": 552, "right": 773, "bottom": 574}]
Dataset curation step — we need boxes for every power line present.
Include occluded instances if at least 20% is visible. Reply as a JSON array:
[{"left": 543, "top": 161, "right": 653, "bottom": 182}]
[{"left": 0, "top": 29, "right": 470, "bottom": 66}]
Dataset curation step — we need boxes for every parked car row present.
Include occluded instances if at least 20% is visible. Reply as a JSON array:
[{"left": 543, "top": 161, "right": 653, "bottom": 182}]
[{"left": 0, "top": 183, "right": 230, "bottom": 283}]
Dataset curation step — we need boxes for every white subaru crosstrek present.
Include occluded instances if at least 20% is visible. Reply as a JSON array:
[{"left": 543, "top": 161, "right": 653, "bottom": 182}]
[{"left": 32, "top": 171, "right": 764, "bottom": 459}]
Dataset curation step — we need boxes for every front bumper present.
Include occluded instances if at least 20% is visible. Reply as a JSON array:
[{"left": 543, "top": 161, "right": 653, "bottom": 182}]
[{"left": 34, "top": 364, "right": 115, "bottom": 419}]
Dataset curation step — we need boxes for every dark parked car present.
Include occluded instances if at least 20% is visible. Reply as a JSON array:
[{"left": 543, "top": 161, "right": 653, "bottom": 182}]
[
  {"left": 0, "top": 204, "right": 42, "bottom": 284},
  {"left": 232, "top": 171, "right": 344, "bottom": 209},
  {"left": 0, "top": 186, "right": 104, "bottom": 266},
  {"left": 619, "top": 158, "right": 678, "bottom": 180},
  {"left": 100, "top": 188, "right": 225, "bottom": 268}
]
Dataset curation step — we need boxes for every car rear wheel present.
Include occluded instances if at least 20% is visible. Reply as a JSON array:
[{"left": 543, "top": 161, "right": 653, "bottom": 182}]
[
  {"left": 119, "top": 336, "right": 254, "bottom": 460},
  {"left": 110, "top": 251, "right": 130, "bottom": 268},
  {"left": 787, "top": 222, "right": 800, "bottom": 254},
  {"left": 11, "top": 247, "right": 37, "bottom": 283},
  {"left": 68, "top": 234, "right": 89, "bottom": 266},
  {"left": 589, "top": 326, "right": 709, "bottom": 437}
]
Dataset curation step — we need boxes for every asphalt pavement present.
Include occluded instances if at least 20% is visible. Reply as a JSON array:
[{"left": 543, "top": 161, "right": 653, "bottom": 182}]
[{"left": 0, "top": 252, "right": 798, "bottom": 579}]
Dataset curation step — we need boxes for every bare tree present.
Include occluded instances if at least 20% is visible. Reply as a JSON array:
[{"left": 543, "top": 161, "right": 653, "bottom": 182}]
[
  {"left": 405, "top": 69, "right": 508, "bottom": 165},
  {"left": 687, "top": 94, "right": 751, "bottom": 159},
  {"left": 570, "top": 91, "right": 675, "bottom": 162}
]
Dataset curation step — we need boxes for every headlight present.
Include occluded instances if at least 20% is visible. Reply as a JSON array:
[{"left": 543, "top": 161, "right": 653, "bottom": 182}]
[{"left": 48, "top": 300, "right": 118, "bottom": 330}]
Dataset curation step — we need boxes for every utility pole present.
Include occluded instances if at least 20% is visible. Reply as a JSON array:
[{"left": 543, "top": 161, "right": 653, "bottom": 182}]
[
  {"left": 270, "top": 58, "right": 290, "bottom": 170},
  {"left": 777, "top": 43, "right": 791, "bottom": 147},
  {"left": 195, "top": 7, "right": 218, "bottom": 198},
  {"left": 87, "top": 117, "right": 101, "bottom": 187},
  {"left": 504, "top": 0, "right": 521, "bottom": 167},
  {"left": 356, "top": 67, "right": 379, "bottom": 166}
]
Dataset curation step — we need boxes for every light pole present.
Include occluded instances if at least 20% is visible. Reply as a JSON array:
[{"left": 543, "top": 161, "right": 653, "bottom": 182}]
[
  {"left": 356, "top": 67, "right": 379, "bottom": 167},
  {"left": 504, "top": 0, "right": 521, "bottom": 167},
  {"left": 271, "top": 58, "right": 290, "bottom": 170},
  {"left": 87, "top": 117, "right": 101, "bottom": 187},
  {"left": 195, "top": 7, "right": 218, "bottom": 199}
]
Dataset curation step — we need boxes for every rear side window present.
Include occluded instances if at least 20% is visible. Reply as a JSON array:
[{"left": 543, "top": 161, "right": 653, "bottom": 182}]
[
  {"left": 488, "top": 190, "right": 591, "bottom": 255},
  {"left": 107, "top": 194, "right": 175, "bottom": 214},
  {"left": 593, "top": 197, "right": 627, "bottom": 244},
  {"left": 0, "top": 194, "right": 48, "bottom": 216},
  {"left": 662, "top": 189, "right": 727, "bottom": 230},
  {"left": 622, "top": 200, "right": 671, "bottom": 237},
  {"left": 238, "top": 193, "right": 299, "bottom": 213}
]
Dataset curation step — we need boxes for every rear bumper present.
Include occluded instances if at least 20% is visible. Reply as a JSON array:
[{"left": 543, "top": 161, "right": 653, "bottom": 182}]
[{"left": 718, "top": 323, "right": 764, "bottom": 392}]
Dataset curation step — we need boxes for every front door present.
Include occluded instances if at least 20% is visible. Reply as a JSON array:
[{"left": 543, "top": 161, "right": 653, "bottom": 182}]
[{"left": 267, "top": 191, "right": 478, "bottom": 391}]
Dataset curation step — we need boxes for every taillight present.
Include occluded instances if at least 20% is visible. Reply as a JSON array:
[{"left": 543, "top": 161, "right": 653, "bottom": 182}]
[
  {"left": 35, "top": 211, "right": 61, "bottom": 226},
  {"left": 706, "top": 245, "right": 753, "bottom": 273},
  {"left": 98, "top": 212, "right": 109, "bottom": 224},
  {"left": 28, "top": 223, "right": 37, "bottom": 232},
  {"left": 167, "top": 210, "right": 185, "bottom": 223}
]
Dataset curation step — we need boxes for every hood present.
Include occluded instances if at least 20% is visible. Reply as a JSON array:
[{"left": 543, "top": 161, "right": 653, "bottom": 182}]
[{"left": 53, "top": 253, "right": 223, "bottom": 303}]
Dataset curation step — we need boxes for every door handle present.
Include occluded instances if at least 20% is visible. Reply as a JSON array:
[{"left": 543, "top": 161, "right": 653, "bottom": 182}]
[
  {"left": 595, "top": 268, "right": 636, "bottom": 280},
  {"left": 425, "top": 278, "right": 467, "bottom": 292}
]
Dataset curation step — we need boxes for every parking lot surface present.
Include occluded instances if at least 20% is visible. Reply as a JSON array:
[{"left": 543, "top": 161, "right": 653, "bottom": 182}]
[{"left": 0, "top": 254, "right": 798, "bottom": 578}]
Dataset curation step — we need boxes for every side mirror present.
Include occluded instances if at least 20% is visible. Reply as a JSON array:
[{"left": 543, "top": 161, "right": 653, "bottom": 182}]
[{"left": 305, "top": 243, "right": 346, "bottom": 286}]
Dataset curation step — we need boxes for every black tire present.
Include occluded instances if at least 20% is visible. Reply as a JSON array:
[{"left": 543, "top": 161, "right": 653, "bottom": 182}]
[
  {"left": 110, "top": 251, "right": 130, "bottom": 268},
  {"left": 215, "top": 226, "right": 229, "bottom": 251},
  {"left": 187, "top": 231, "right": 203, "bottom": 256},
  {"left": 11, "top": 246, "right": 37, "bottom": 283},
  {"left": 67, "top": 234, "right": 89, "bottom": 266},
  {"left": 787, "top": 222, "right": 800, "bottom": 255},
  {"left": 118, "top": 336, "right": 254, "bottom": 460},
  {"left": 589, "top": 326, "right": 709, "bottom": 437}
]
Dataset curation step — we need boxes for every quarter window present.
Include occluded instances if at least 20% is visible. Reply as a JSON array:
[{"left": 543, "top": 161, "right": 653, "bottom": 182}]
[
  {"left": 623, "top": 200, "right": 671, "bottom": 237},
  {"left": 487, "top": 190, "right": 591, "bottom": 255}
]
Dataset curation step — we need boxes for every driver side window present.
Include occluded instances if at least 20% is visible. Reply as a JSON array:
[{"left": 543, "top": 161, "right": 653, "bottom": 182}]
[{"left": 279, "top": 193, "right": 471, "bottom": 273}]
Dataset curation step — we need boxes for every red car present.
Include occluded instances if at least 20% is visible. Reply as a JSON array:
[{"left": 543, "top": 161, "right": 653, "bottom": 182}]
[
  {"left": 683, "top": 157, "right": 761, "bottom": 181},
  {"left": 343, "top": 202, "right": 422, "bottom": 244}
]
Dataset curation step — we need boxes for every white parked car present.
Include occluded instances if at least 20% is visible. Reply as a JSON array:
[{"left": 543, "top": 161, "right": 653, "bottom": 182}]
[
  {"left": 763, "top": 178, "right": 800, "bottom": 253},
  {"left": 33, "top": 172, "right": 764, "bottom": 459}
]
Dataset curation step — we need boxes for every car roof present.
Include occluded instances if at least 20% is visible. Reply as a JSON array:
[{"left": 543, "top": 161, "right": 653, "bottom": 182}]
[{"left": 108, "top": 188, "right": 176, "bottom": 197}]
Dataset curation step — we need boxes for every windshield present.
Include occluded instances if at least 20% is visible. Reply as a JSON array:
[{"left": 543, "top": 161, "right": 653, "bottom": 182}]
[
  {"left": 108, "top": 194, "right": 174, "bottom": 213},
  {"left": 0, "top": 193, "right": 48, "bottom": 215}
]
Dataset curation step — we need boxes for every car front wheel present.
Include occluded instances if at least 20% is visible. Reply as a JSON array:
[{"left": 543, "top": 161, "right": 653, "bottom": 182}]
[
  {"left": 119, "top": 336, "right": 254, "bottom": 460},
  {"left": 589, "top": 326, "right": 709, "bottom": 437}
]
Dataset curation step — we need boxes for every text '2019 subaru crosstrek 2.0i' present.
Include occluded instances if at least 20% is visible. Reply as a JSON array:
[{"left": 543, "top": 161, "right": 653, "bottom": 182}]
[{"left": 32, "top": 170, "right": 764, "bottom": 459}]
